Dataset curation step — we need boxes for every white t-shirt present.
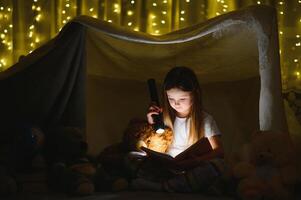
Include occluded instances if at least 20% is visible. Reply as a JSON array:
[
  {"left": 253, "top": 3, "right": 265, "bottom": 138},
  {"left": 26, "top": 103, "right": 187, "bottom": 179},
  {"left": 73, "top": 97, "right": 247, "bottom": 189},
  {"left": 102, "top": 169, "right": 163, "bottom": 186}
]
[{"left": 167, "top": 112, "right": 221, "bottom": 157}]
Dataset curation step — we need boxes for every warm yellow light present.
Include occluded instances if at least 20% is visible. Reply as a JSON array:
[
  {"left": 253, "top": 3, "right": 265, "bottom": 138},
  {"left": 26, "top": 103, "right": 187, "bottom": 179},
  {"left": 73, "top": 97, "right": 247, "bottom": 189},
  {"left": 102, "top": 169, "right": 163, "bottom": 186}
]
[
  {"left": 296, "top": 72, "right": 300, "bottom": 76},
  {"left": 128, "top": 22, "right": 132, "bottom": 26},
  {"left": 155, "top": 30, "right": 160, "bottom": 34},
  {"left": 34, "top": 0, "right": 38, "bottom": 2},
  {"left": 108, "top": 19, "right": 112, "bottom": 23},
  {"left": 30, "top": 43, "right": 34, "bottom": 47},
  {"left": 92, "top": 15, "right": 97, "bottom": 18},
  {"left": 186, "top": 0, "right": 190, "bottom": 2},
  {"left": 35, "top": 37, "right": 40, "bottom": 43},
  {"left": 36, "top": 6, "right": 41, "bottom": 11},
  {"left": 127, "top": 10, "right": 133, "bottom": 16},
  {"left": 223, "top": 5, "right": 228, "bottom": 8},
  {"left": 162, "top": 11, "right": 167, "bottom": 15},
  {"left": 296, "top": 43, "right": 301, "bottom": 47},
  {"left": 7, "top": 8, "right": 11, "bottom": 12},
  {"left": 66, "top": 4, "right": 70, "bottom": 7},
  {"left": 279, "top": 1, "right": 283, "bottom": 5},
  {"left": 299, "top": 0, "right": 301, "bottom": 3},
  {"left": 180, "top": 17, "right": 185, "bottom": 21},
  {"left": 297, "top": 35, "right": 300, "bottom": 38},
  {"left": 134, "top": 27, "right": 139, "bottom": 31},
  {"left": 32, "top": 5, "right": 36, "bottom": 10},
  {"left": 151, "top": 15, "right": 156, "bottom": 19},
  {"left": 89, "top": 8, "right": 94, "bottom": 12},
  {"left": 114, "top": 4, "right": 119, "bottom": 8},
  {"left": 0, "top": 34, "right": 5, "bottom": 39},
  {"left": 35, "top": 14, "right": 42, "bottom": 21},
  {"left": 0, "top": 7, "right": 4, "bottom": 10},
  {"left": 161, "top": 20, "right": 165, "bottom": 24},
  {"left": 257, "top": 1, "right": 261, "bottom": 4},
  {"left": 30, "top": 25, "right": 35, "bottom": 29},
  {"left": 180, "top": 10, "right": 185, "bottom": 14},
  {"left": 163, "top": 0, "right": 167, "bottom": 3},
  {"left": 67, "top": 16, "right": 71, "bottom": 20},
  {"left": 152, "top": 3, "right": 157, "bottom": 6},
  {"left": 223, "top": 8, "right": 227, "bottom": 12},
  {"left": 216, "top": 12, "right": 220, "bottom": 16},
  {"left": 62, "top": 10, "right": 66, "bottom": 14},
  {"left": 131, "top": 0, "right": 135, "bottom": 4},
  {"left": 4, "top": 29, "right": 8, "bottom": 33},
  {"left": 62, "top": 20, "right": 66, "bottom": 24},
  {"left": 294, "top": 59, "right": 299, "bottom": 63},
  {"left": 279, "top": 31, "right": 283, "bottom": 35},
  {"left": 280, "top": 11, "right": 284, "bottom": 15},
  {"left": 29, "top": 31, "right": 33, "bottom": 37},
  {"left": 152, "top": 22, "right": 157, "bottom": 26}
]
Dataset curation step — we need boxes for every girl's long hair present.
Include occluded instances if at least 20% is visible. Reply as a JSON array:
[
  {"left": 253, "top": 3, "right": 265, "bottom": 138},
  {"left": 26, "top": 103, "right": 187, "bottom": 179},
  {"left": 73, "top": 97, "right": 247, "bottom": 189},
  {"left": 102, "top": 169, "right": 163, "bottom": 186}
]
[{"left": 162, "top": 66, "right": 204, "bottom": 144}]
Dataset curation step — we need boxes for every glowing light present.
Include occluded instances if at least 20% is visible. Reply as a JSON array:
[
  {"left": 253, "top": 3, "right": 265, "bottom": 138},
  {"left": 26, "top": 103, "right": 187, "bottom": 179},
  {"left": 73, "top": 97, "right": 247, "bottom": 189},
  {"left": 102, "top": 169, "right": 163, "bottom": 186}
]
[
  {"left": 280, "top": 11, "right": 284, "bottom": 15},
  {"left": 223, "top": 8, "right": 227, "bottom": 12},
  {"left": 67, "top": 16, "right": 71, "bottom": 20},
  {"left": 162, "top": 11, "right": 167, "bottom": 15},
  {"left": 152, "top": 3, "right": 157, "bottom": 6},
  {"left": 29, "top": 31, "right": 33, "bottom": 37},
  {"left": 62, "top": 20, "right": 66, "bottom": 24},
  {"left": 127, "top": 10, "right": 133, "bottom": 16},
  {"left": 151, "top": 15, "right": 156, "bottom": 19},
  {"left": 32, "top": 5, "right": 36, "bottom": 10},
  {"left": 62, "top": 10, "right": 66, "bottom": 14},
  {"left": 7, "top": 8, "right": 11, "bottom": 12},
  {"left": 161, "top": 20, "right": 166, "bottom": 24},
  {"left": 108, "top": 20, "right": 112, "bottom": 23},
  {"left": 35, "top": 37, "right": 40, "bottom": 43},
  {"left": 89, "top": 8, "right": 94, "bottom": 12},
  {"left": 279, "top": 31, "right": 283, "bottom": 35},
  {"left": 296, "top": 43, "right": 301, "bottom": 47},
  {"left": 257, "top": 1, "right": 261, "bottom": 4},
  {"left": 181, "top": 10, "right": 185, "bottom": 14},
  {"left": 186, "top": 0, "right": 190, "bottom": 2},
  {"left": 128, "top": 22, "right": 132, "bottom": 26},
  {"left": 0, "top": 7, "right": 4, "bottom": 10},
  {"left": 216, "top": 12, "right": 220, "bottom": 16},
  {"left": 66, "top": 4, "right": 70, "bottom": 7},
  {"left": 131, "top": 0, "right": 135, "bottom": 4},
  {"left": 297, "top": 72, "right": 300, "bottom": 76},
  {"left": 134, "top": 27, "right": 139, "bottom": 31},
  {"left": 297, "top": 35, "right": 300, "bottom": 38},
  {"left": 163, "top": 0, "right": 167, "bottom": 3},
  {"left": 155, "top": 30, "right": 160, "bottom": 34},
  {"left": 152, "top": 22, "right": 157, "bottom": 26},
  {"left": 294, "top": 59, "right": 299, "bottom": 63},
  {"left": 34, "top": 0, "right": 38, "bottom": 2},
  {"left": 35, "top": 14, "right": 42, "bottom": 21},
  {"left": 36, "top": 6, "right": 41, "bottom": 11},
  {"left": 4, "top": 29, "right": 8, "bottom": 33},
  {"left": 0, "top": 34, "right": 5, "bottom": 39},
  {"left": 30, "top": 25, "right": 35, "bottom": 29},
  {"left": 279, "top": 1, "right": 283, "bottom": 5},
  {"left": 180, "top": 17, "right": 185, "bottom": 21}
]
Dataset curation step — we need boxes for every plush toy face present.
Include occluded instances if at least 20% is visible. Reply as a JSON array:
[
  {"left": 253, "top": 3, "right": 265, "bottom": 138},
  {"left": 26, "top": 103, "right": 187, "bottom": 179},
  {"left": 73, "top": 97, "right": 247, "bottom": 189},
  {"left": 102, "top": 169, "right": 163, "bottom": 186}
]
[
  {"left": 123, "top": 119, "right": 173, "bottom": 153},
  {"left": 250, "top": 131, "right": 295, "bottom": 167}
]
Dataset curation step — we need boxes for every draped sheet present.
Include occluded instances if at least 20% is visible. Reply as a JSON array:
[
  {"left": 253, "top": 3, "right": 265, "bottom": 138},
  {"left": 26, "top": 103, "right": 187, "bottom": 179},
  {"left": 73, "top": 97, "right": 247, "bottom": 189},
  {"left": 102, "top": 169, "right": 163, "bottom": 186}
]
[{"left": 0, "top": 5, "right": 286, "bottom": 157}]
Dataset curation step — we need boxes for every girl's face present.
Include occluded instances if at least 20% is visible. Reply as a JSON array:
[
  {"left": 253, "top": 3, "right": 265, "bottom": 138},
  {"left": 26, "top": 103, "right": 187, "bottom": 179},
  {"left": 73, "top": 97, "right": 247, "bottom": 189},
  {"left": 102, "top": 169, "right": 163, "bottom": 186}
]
[{"left": 166, "top": 88, "right": 193, "bottom": 117}]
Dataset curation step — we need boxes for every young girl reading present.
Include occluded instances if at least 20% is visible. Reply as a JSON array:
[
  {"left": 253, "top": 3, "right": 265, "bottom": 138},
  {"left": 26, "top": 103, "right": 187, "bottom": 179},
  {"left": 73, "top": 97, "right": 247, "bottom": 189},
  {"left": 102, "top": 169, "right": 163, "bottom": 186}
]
[{"left": 131, "top": 66, "right": 225, "bottom": 193}]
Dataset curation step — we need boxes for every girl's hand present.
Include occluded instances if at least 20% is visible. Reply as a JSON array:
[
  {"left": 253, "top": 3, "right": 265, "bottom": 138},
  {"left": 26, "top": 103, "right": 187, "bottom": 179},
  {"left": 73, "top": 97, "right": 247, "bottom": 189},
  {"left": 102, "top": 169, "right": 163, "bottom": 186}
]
[{"left": 146, "top": 103, "right": 162, "bottom": 124}]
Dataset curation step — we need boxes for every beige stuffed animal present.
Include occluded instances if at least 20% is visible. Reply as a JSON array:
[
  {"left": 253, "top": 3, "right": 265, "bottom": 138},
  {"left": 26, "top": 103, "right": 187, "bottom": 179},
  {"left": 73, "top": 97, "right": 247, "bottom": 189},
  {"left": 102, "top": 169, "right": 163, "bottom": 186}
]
[
  {"left": 231, "top": 130, "right": 298, "bottom": 200},
  {"left": 122, "top": 118, "right": 173, "bottom": 153}
]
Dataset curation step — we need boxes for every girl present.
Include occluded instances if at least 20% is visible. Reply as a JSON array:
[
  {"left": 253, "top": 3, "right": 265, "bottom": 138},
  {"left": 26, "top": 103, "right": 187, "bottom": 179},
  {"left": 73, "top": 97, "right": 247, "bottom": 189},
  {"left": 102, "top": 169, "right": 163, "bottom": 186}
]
[{"left": 131, "top": 66, "right": 225, "bottom": 193}]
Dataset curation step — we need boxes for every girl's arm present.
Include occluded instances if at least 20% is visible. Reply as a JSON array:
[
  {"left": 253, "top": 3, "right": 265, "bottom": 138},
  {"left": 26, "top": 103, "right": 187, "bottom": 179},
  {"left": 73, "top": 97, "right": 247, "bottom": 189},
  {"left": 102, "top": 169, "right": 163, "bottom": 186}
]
[{"left": 174, "top": 135, "right": 224, "bottom": 170}]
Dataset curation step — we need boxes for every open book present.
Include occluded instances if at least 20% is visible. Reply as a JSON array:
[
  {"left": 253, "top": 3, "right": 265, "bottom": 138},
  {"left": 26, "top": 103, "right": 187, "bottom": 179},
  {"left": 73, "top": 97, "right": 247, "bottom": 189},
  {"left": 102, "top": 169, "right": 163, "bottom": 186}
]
[{"left": 141, "top": 137, "right": 212, "bottom": 166}]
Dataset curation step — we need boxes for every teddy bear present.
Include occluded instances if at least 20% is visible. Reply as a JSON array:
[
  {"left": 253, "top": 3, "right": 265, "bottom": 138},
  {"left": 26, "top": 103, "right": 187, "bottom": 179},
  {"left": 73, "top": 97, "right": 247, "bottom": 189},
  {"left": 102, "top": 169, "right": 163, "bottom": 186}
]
[
  {"left": 122, "top": 118, "right": 173, "bottom": 153},
  {"left": 231, "top": 130, "right": 298, "bottom": 200},
  {"left": 44, "top": 126, "right": 96, "bottom": 196}
]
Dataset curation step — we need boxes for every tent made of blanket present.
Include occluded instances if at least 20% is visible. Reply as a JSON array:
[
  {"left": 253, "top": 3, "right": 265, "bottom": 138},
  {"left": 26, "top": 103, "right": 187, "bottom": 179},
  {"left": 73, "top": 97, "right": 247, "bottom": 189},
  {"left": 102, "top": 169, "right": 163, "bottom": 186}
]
[{"left": 0, "top": 5, "right": 286, "bottom": 158}]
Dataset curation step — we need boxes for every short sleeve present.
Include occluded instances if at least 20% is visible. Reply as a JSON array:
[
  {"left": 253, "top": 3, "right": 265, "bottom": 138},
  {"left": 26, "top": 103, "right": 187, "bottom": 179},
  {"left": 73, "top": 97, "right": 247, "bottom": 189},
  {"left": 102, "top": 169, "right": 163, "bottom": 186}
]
[{"left": 203, "top": 112, "right": 221, "bottom": 138}]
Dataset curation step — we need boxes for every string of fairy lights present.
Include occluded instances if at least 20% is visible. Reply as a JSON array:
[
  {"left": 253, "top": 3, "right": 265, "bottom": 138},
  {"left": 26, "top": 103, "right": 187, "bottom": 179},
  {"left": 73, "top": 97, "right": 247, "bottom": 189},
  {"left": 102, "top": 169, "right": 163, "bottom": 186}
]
[{"left": 0, "top": 0, "right": 300, "bottom": 91}]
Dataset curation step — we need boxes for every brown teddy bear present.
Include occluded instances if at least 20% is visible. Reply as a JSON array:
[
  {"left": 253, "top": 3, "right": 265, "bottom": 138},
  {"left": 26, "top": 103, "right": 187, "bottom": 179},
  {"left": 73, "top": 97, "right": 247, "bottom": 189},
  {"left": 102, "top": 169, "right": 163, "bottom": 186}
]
[
  {"left": 122, "top": 118, "right": 173, "bottom": 153},
  {"left": 231, "top": 130, "right": 298, "bottom": 200}
]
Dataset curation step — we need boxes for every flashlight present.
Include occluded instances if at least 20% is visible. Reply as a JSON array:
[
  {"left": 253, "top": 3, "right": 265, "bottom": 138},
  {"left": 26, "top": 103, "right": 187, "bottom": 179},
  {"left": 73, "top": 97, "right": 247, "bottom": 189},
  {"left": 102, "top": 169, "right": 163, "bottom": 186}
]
[{"left": 147, "top": 78, "right": 165, "bottom": 134}]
